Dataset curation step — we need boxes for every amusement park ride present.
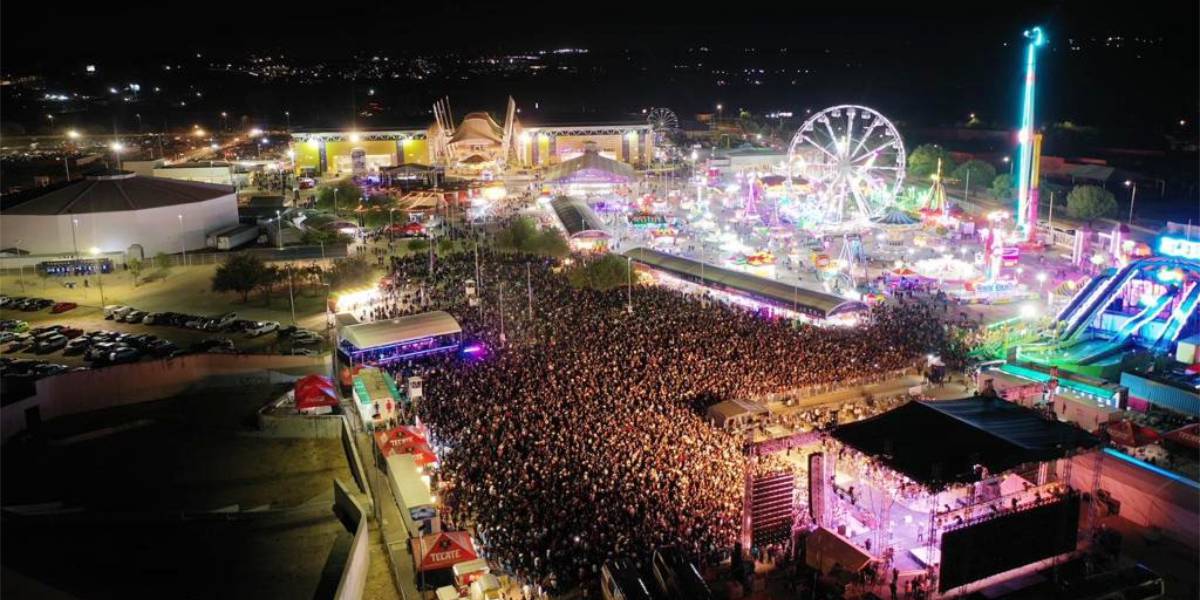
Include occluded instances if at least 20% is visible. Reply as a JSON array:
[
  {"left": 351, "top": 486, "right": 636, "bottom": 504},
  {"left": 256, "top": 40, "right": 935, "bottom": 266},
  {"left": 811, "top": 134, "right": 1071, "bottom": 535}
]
[
  {"left": 1018, "top": 254, "right": 1200, "bottom": 377},
  {"left": 786, "top": 105, "right": 907, "bottom": 226}
]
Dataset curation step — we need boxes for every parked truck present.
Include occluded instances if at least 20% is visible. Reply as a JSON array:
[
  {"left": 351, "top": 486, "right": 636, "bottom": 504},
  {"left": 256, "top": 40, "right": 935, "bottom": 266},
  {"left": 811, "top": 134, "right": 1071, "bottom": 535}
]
[{"left": 216, "top": 224, "right": 260, "bottom": 250}]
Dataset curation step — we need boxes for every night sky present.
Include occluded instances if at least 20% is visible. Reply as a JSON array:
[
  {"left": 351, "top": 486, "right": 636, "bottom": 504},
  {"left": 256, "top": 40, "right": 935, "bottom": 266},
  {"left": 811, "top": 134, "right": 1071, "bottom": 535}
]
[{"left": 2, "top": 0, "right": 1197, "bottom": 135}]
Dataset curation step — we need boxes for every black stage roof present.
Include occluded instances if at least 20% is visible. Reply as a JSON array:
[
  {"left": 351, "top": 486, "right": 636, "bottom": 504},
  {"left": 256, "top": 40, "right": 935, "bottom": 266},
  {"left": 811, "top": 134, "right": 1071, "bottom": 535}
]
[{"left": 832, "top": 397, "right": 1101, "bottom": 486}]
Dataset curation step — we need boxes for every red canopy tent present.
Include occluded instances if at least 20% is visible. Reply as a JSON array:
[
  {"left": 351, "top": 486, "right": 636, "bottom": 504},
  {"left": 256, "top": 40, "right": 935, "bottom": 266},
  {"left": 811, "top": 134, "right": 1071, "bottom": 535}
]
[
  {"left": 403, "top": 222, "right": 426, "bottom": 236},
  {"left": 375, "top": 427, "right": 438, "bottom": 465},
  {"left": 1105, "top": 420, "right": 1162, "bottom": 448},
  {"left": 1163, "top": 423, "right": 1200, "bottom": 449},
  {"left": 295, "top": 374, "right": 338, "bottom": 414},
  {"left": 409, "top": 531, "right": 478, "bottom": 572}
]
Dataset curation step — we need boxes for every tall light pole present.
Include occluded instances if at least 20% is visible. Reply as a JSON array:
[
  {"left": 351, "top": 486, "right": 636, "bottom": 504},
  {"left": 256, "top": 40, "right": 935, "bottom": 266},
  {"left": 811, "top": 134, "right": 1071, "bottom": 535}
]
[
  {"left": 1014, "top": 26, "right": 1047, "bottom": 240},
  {"left": 178, "top": 214, "right": 187, "bottom": 265},
  {"left": 111, "top": 141, "right": 124, "bottom": 170},
  {"left": 90, "top": 247, "right": 106, "bottom": 306},
  {"left": 1125, "top": 180, "right": 1138, "bottom": 224},
  {"left": 276, "top": 210, "right": 284, "bottom": 250},
  {"left": 284, "top": 110, "right": 291, "bottom": 133},
  {"left": 626, "top": 256, "right": 633, "bottom": 313},
  {"left": 70, "top": 218, "right": 80, "bottom": 257}
]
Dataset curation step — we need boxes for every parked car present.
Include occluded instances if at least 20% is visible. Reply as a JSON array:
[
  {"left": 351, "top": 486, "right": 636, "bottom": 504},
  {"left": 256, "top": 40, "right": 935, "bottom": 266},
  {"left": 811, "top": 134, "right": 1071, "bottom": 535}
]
[
  {"left": 32, "top": 363, "right": 69, "bottom": 377},
  {"left": 143, "top": 312, "right": 167, "bottom": 325},
  {"left": 284, "top": 348, "right": 319, "bottom": 357},
  {"left": 85, "top": 342, "right": 117, "bottom": 362},
  {"left": 291, "top": 330, "right": 323, "bottom": 345},
  {"left": 0, "top": 332, "right": 15, "bottom": 344},
  {"left": 0, "top": 296, "right": 12, "bottom": 307},
  {"left": 121, "top": 310, "right": 147, "bottom": 323},
  {"left": 147, "top": 340, "right": 178, "bottom": 357},
  {"left": 1, "top": 320, "right": 30, "bottom": 332},
  {"left": 35, "top": 334, "right": 69, "bottom": 353},
  {"left": 65, "top": 337, "right": 91, "bottom": 354},
  {"left": 23, "top": 298, "right": 54, "bottom": 311},
  {"left": 105, "top": 347, "right": 141, "bottom": 365},
  {"left": 212, "top": 312, "right": 238, "bottom": 330},
  {"left": 105, "top": 305, "right": 132, "bottom": 320},
  {"left": 59, "top": 327, "right": 84, "bottom": 339},
  {"left": 245, "top": 321, "right": 280, "bottom": 337},
  {"left": 51, "top": 302, "right": 79, "bottom": 314}
]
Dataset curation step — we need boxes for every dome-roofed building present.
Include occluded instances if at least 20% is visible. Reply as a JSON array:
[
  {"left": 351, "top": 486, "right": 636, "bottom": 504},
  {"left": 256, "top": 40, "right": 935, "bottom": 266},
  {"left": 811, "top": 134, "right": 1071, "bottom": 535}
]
[{"left": 0, "top": 170, "right": 238, "bottom": 258}]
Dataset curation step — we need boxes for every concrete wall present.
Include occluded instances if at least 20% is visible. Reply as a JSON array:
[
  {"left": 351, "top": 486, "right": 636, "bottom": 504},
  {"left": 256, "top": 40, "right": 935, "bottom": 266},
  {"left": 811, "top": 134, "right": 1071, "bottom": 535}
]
[
  {"left": 2, "top": 353, "right": 325, "bottom": 442},
  {"left": 256, "top": 399, "right": 344, "bottom": 439},
  {"left": 332, "top": 479, "right": 371, "bottom": 600}
]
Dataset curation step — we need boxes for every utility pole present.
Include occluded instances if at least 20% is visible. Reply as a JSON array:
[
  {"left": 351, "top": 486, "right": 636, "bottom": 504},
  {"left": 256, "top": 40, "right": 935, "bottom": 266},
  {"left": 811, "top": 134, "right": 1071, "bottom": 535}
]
[
  {"left": 498, "top": 285, "right": 506, "bottom": 346},
  {"left": 526, "top": 262, "right": 533, "bottom": 319},
  {"left": 626, "top": 256, "right": 633, "bottom": 313}
]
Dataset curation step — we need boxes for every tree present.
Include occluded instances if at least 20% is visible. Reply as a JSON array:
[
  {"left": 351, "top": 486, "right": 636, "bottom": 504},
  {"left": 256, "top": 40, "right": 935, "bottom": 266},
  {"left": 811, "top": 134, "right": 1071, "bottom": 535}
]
[
  {"left": 328, "top": 255, "right": 375, "bottom": 290},
  {"left": 153, "top": 251, "right": 173, "bottom": 273},
  {"left": 437, "top": 237, "right": 456, "bottom": 254},
  {"left": 212, "top": 254, "right": 273, "bottom": 303},
  {"left": 495, "top": 217, "right": 540, "bottom": 252},
  {"left": 565, "top": 255, "right": 631, "bottom": 291},
  {"left": 907, "top": 144, "right": 957, "bottom": 181},
  {"left": 315, "top": 178, "right": 363, "bottom": 213},
  {"left": 990, "top": 174, "right": 1014, "bottom": 200},
  {"left": 495, "top": 217, "right": 569, "bottom": 257},
  {"left": 1066, "top": 185, "right": 1117, "bottom": 223},
  {"left": 127, "top": 258, "right": 144, "bottom": 287},
  {"left": 533, "top": 229, "right": 569, "bottom": 258},
  {"left": 257, "top": 264, "right": 280, "bottom": 305},
  {"left": 952, "top": 160, "right": 996, "bottom": 193}
]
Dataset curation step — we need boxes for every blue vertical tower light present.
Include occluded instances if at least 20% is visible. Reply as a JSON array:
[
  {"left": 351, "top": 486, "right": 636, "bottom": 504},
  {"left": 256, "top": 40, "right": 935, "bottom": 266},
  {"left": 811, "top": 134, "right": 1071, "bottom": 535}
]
[{"left": 1016, "top": 26, "right": 1047, "bottom": 240}]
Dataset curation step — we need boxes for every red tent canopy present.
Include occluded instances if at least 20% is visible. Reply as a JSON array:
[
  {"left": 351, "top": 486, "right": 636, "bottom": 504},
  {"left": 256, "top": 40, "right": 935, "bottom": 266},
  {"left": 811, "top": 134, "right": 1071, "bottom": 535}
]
[
  {"left": 1105, "top": 420, "right": 1161, "bottom": 448},
  {"left": 375, "top": 427, "right": 438, "bottom": 464},
  {"left": 295, "top": 375, "right": 337, "bottom": 411},
  {"left": 1163, "top": 423, "right": 1200, "bottom": 449},
  {"left": 403, "top": 222, "right": 426, "bottom": 235},
  {"left": 410, "top": 532, "right": 478, "bottom": 572}
]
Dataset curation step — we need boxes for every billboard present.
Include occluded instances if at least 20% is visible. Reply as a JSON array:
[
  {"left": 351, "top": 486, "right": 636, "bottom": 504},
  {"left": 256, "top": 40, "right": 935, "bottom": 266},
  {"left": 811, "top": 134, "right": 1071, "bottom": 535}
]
[{"left": 939, "top": 493, "right": 1080, "bottom": 592}]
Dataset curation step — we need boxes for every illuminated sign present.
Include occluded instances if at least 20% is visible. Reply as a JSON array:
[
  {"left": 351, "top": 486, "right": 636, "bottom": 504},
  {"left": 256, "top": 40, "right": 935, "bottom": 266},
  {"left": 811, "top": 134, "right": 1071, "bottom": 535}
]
[{"left": 1157, "top": 237, "right": 1200, "bottom": 260}]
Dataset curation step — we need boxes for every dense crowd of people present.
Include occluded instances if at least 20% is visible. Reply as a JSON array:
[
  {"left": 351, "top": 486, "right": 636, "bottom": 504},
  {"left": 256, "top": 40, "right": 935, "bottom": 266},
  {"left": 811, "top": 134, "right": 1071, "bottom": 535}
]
[{"left": 363, "top": 244, "right": 960, "bottom": 591}]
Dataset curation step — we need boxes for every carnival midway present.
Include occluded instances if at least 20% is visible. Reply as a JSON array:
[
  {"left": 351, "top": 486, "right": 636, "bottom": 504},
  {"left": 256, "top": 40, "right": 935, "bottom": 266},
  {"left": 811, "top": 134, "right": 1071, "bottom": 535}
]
[{"left": 275, "top": 27, "right": 1198, "bottom": 600}]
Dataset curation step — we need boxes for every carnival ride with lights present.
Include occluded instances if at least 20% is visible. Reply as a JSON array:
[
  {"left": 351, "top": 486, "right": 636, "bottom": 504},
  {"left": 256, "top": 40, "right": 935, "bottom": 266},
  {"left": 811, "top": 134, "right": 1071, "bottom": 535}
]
[
  {"left": 1018, "top": 256, "right": 1200, "bottom": 374},
  {"left": 787, "top": 105, "right": 907, "bottom": 227}
]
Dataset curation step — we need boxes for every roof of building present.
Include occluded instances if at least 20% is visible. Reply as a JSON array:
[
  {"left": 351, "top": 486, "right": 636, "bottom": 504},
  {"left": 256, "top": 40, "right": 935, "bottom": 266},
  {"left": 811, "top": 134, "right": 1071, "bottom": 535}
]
[
  {"left": 156, "top": 161, "right": 233, "bottom": 170},
  {"left": 623, "top": 247, "right": 866, "bottom": 318},
  {"left": 549, "top": 196, "right": 608, "bottom": 237},
  {"left": 340, "top": 311, "right": 461, "bottom": 351},
  {"left": 449, "top": 112, "right": 504, "bottom": 145},
  {"left": 1059, "top": 164, "right": 1116, "bottom": 182},
  {"left": 1, "top": 171, "right": 234, "bottom": 216},
  {"left": 544, "top": 146, "right": 635, "bottom": 184},
  {"left": 832, "top": 398, "right": 1101, "bottom": 487}
]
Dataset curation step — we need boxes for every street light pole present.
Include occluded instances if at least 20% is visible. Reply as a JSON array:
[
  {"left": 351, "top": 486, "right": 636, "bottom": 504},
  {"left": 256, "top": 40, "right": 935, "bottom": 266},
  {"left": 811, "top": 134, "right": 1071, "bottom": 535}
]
[
  {"left": 1125, "top": 181, "right": 1138, "bottom": 224},
  {"left": 178, "top": 214, "right": 187, "bottom": 266},
  {"left": 626, "top": 256, "right": 633, "bottom": 313},
  {"left": 276, "top": 210, "right": 284, "bottom": 250},
  {"left": 71, "top": 218, "right": 79, "bottom": 257}
]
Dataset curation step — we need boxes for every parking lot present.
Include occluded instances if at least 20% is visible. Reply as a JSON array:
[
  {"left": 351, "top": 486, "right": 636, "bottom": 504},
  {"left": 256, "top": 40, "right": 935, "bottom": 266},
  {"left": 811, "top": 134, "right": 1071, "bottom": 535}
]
[{"left": 1, "top": 301, "right": 328, "bottom": 376}]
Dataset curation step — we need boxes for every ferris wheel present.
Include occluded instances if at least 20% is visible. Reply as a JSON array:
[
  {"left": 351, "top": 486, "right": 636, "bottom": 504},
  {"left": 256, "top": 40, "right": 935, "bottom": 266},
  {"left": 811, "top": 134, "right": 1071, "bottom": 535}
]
[
  {"left": 787, "top": 105, "right": 906, "bottom": 224},
  {"left": 646, "top": 107, "right": 679, "bottom": 131}
]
